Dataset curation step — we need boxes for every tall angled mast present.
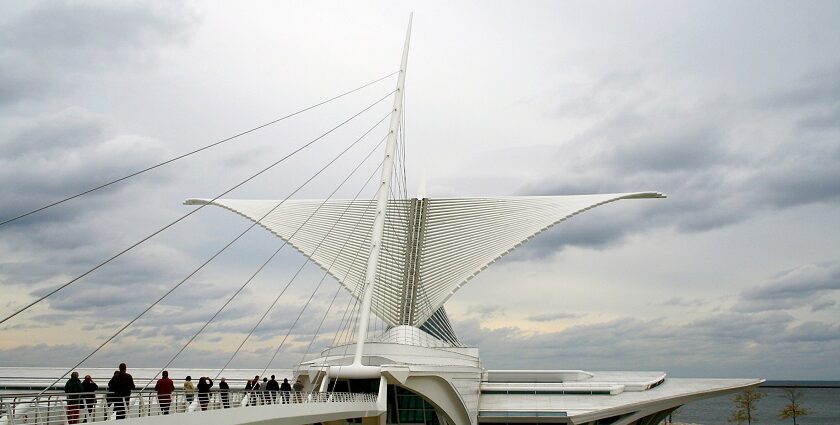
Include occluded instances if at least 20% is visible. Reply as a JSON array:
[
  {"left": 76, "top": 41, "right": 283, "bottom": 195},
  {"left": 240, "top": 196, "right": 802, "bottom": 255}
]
[{"left": 352, "top": 13, "right": 413, "bottom": 366}]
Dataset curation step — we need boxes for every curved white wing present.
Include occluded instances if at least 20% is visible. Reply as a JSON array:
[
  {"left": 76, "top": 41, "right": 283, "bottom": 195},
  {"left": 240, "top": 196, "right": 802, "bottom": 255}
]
[{"left": 185, "top": 192, "right": 664, "bottom": 326}]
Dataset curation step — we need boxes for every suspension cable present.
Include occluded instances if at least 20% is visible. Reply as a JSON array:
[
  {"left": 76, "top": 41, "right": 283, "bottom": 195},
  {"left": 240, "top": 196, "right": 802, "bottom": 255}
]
[
  {"left": 298, "top": 186, "right": 378, "bottom": 367},
  {"left": 214, "top": 157, "right": 386, "bottom": 380},
  {"left": 259, "top": 267, "right": 328, "bottom": 377},
  {"left": 329, "top": 294, "right": 363, "bottom": 394},
  {"left": 0, "top": 72, "right": 399, "bottom": 228},
  {"left": 315, "top": 199, "right": 374, "bottom": 392},
  {"left": 329, "top": 268, "right": 365, "bottom": 348},
  {"left": 1, "top": 90, "right": 395, "bottom": 327},
  {"left": 139, "top": 119, "right": 390, "bottom": 391},
  {"left": 278, "top": 187, "right": 384, "bottom": 374},
  {"left": 300, "top": 283, "right": 344, "bottom": 365},
  {"left": 255, "top": 158, "right": 384, "bottom": 378},
  {"left": 35, "top": 102, "right": 393, "bottom": 395}
]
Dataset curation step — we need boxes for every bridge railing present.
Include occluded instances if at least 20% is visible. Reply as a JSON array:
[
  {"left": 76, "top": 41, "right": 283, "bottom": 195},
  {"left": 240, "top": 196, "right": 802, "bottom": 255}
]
[{"left": 0, "top": 389, "right": 378, "bottom": 425}]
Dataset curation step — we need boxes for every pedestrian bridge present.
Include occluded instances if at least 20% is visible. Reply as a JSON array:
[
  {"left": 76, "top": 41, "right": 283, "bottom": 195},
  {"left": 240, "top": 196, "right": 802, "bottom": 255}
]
[{"left": 1, "top": 382, "right": 386, "bottom": 425}]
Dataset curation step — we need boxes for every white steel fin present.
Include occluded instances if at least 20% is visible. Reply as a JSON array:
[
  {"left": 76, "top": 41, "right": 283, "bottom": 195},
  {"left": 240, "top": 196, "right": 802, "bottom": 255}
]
[{"left": 185, "top": 192, "right": 665, "bottom": 327}]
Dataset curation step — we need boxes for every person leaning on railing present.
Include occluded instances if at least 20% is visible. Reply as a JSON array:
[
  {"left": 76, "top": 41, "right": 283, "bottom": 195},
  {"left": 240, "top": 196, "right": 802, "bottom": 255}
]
[
  {"left": 109, "top": 363, "right": 135, "bottom": 420},
  {"left": 197, "top": 377, "right": 213, "bottom": 411},
  {"left": 81, "top": 375, "right": 98, "bottom": 422},
  {"left": 64, "top": 371, "right": 83, "bottom": 424},
  {"left": 183, "top": 376, "right": 195, "bottom": 410},
  {"left": 247, "top": 376, "right": 260, "bottom": 406},
  {"left": 154, "top": 371, "right": 175, "bottom": 415},
  {"left": 219, "top": 378, "right": 230, "bottom": 409},
  {"left": 279, "top": 378, "right": 291, "bottom": 404},
  {"left": 106, "top": 371, "right": 119, "bottom": 414}
]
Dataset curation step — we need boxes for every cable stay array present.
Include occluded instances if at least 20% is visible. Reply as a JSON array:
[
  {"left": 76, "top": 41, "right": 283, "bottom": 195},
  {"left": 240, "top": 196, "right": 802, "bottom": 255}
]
[
  {"left": 1, "top": 53, "right": 416, "bottom": 398},
  {"left": 139, "top": 117, "right": 392, "bottom": 391},
  {"left": 34, "top": 91, "right": 399, "bottom": 394},
  {"left": 0, "top": 71, "right": 398, "bottom": 228},
  {"left": 0, "top": 88, "right": 396, "bottom": 326}
]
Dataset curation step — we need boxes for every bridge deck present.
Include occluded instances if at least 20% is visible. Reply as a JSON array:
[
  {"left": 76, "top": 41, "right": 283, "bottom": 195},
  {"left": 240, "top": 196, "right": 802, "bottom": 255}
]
[{"left": 1, "top": 389, "right": 384, "bottom": 425}]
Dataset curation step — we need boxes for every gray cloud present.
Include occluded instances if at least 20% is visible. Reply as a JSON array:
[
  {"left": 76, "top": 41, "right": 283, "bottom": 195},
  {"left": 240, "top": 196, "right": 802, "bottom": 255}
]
[
  {"left": 527, "top": 311, "right": 578, "bottom": 322},
  {"left": 512, "top": 64, "right": 840, "bottom": 253},
  {"left": 0, "top": 109, "right": 173, "bottom": 228},
  {"left": 0, "top": 341, "right": 294, "bottom": 370},
  {"left": 0, "top": 0, "right": 254, "bottom": 343},
  {"left": 658, "top": 297, "right": 707, "bottom": 308},
  {"left": 763, "top": 65, "right": 840, "bottom": 112},
  {"left": 0, "top": 1, "right": 196, "bottom": 107},
  {"left": 734, "top": 262, "right": 840, "bottom": 313},
  {"left": 466, "top": 304, "right": 505, "bottom": 319},
  {"left": 811, "top": 299, "right": 836, "bottom": 312},
  {"left": 450, "top": 261, "right": 840, "bottom": 378},
  {"left": 454, "top": 310, "right": 839, "bottom": 379}
]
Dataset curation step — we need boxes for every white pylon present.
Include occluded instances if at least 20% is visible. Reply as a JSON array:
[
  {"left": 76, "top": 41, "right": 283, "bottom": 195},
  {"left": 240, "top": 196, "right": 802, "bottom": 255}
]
[{"left": 352, "top": 13, "right": 413, "bottom": 367}]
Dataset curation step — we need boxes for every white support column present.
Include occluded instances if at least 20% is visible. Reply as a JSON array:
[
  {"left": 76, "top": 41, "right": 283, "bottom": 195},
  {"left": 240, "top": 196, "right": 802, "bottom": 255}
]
[{"left": 352, "top": 13, "right": 413, "bottom": 366}]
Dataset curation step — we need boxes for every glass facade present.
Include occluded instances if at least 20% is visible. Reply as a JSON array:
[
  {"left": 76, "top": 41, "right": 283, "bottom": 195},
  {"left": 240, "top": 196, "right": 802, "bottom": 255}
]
[
  {"left": 335, "top": 379, "right": 442, "bottom": 424},
  {"left": 382, "top": 384, "right": 441, "bottom": 424}
]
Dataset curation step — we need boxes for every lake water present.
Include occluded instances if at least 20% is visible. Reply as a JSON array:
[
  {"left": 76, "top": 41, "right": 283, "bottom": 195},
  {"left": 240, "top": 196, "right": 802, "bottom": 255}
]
[{"left": 675, "top": 382, "right": 840, "bottom": 425}]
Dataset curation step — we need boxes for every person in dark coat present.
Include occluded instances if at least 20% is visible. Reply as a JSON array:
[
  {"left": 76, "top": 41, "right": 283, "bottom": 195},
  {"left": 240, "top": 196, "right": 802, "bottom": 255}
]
[
  {"left": 81, "top": 375, "right": 98, "bottom": 422},
  {"left": 245, "top": 378, "right": 254, "bottom": 406},
  {"left": 109, "top": 363, "right": 135, "bottom": 420},
  {"left": 64, "top": 371, "right": 83, "bottom": 424},
  {"left": 279, "top": 378, "right": 292, "bottom": 404},
  {"left": 154, "top": 371, "right": 175, "bottom": 415},
  {"left": 292, "top": 378, "right": 304, "bottom": 403},
  {"left": 196, "top": 377, "right": 213, "bottom": 411},
  {"left": 106, "top": 371, "right": 119, "bottom": 416},
  {"left": 218, "top": 378, "right": 230, "bottom": 409},
  {"left": 266, "top": 375, "right": 280, "bottom": 404},
  {"left": 248, "top": 376, "right": 260, "bottom": 405},
  {"left": 253, "top": 376, "right": 263, "bottom": 405}
]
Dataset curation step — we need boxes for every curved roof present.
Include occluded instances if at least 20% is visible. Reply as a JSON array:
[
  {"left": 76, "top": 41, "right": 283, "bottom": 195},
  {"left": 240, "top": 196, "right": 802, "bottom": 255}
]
[{"left": 185, "top": 192, "right": 664, "bottom": 326}]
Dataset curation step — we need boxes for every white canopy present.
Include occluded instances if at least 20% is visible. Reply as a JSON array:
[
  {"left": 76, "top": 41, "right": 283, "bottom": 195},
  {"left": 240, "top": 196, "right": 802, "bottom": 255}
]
[{"left": 185, "top": 192, "right": 664, "bottom": 327}]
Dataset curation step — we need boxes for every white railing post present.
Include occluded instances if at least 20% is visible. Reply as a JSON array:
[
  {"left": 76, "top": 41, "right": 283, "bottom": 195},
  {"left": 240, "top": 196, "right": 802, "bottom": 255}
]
[
  {"left": 34, "top": 397, "right": 38, "bottom": 425},
  {"left": 4, "top": 401, "right": 15, "bottom": 425}
]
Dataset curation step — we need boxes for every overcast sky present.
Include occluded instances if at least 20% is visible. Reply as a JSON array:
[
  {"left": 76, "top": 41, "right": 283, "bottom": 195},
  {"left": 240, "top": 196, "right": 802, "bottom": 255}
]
[{"left": 1, "top": 1, "right": 838, "bottom": 380}]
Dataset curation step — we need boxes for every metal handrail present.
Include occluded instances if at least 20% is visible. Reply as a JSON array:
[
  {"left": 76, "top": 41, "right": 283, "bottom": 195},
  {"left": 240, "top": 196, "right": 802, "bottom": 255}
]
[{"left": 0, "top": 389, "right": 378, "bottom": 425}]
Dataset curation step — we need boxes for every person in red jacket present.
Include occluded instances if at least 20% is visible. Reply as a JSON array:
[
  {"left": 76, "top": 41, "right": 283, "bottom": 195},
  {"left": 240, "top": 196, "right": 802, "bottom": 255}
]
[{"left": 154, "top": 371, "right": 175, "bottom": 415}]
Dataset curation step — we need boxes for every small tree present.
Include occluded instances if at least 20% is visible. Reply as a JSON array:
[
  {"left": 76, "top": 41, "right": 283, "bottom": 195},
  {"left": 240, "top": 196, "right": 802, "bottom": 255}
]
[
  {"left": 778, "top": 387, "right": 809, "bottom": 425},
  {"left": 729, "top": 387, "right": 765, "bottom": 425}
]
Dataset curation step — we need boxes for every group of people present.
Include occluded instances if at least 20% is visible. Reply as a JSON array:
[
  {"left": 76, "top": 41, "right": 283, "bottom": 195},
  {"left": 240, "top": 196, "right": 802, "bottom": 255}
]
[
  {"left": 64, "top": 363, "right": 134, "bottom": 423},
  {"left": 64, "top": 364, "right": 304, "bottom": 421},
  {"left": 166, "top": 374, "right": 227, "bottom": 411},
  {"left": 245, "top": 375, "right": 304, "bottom": 404}
]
